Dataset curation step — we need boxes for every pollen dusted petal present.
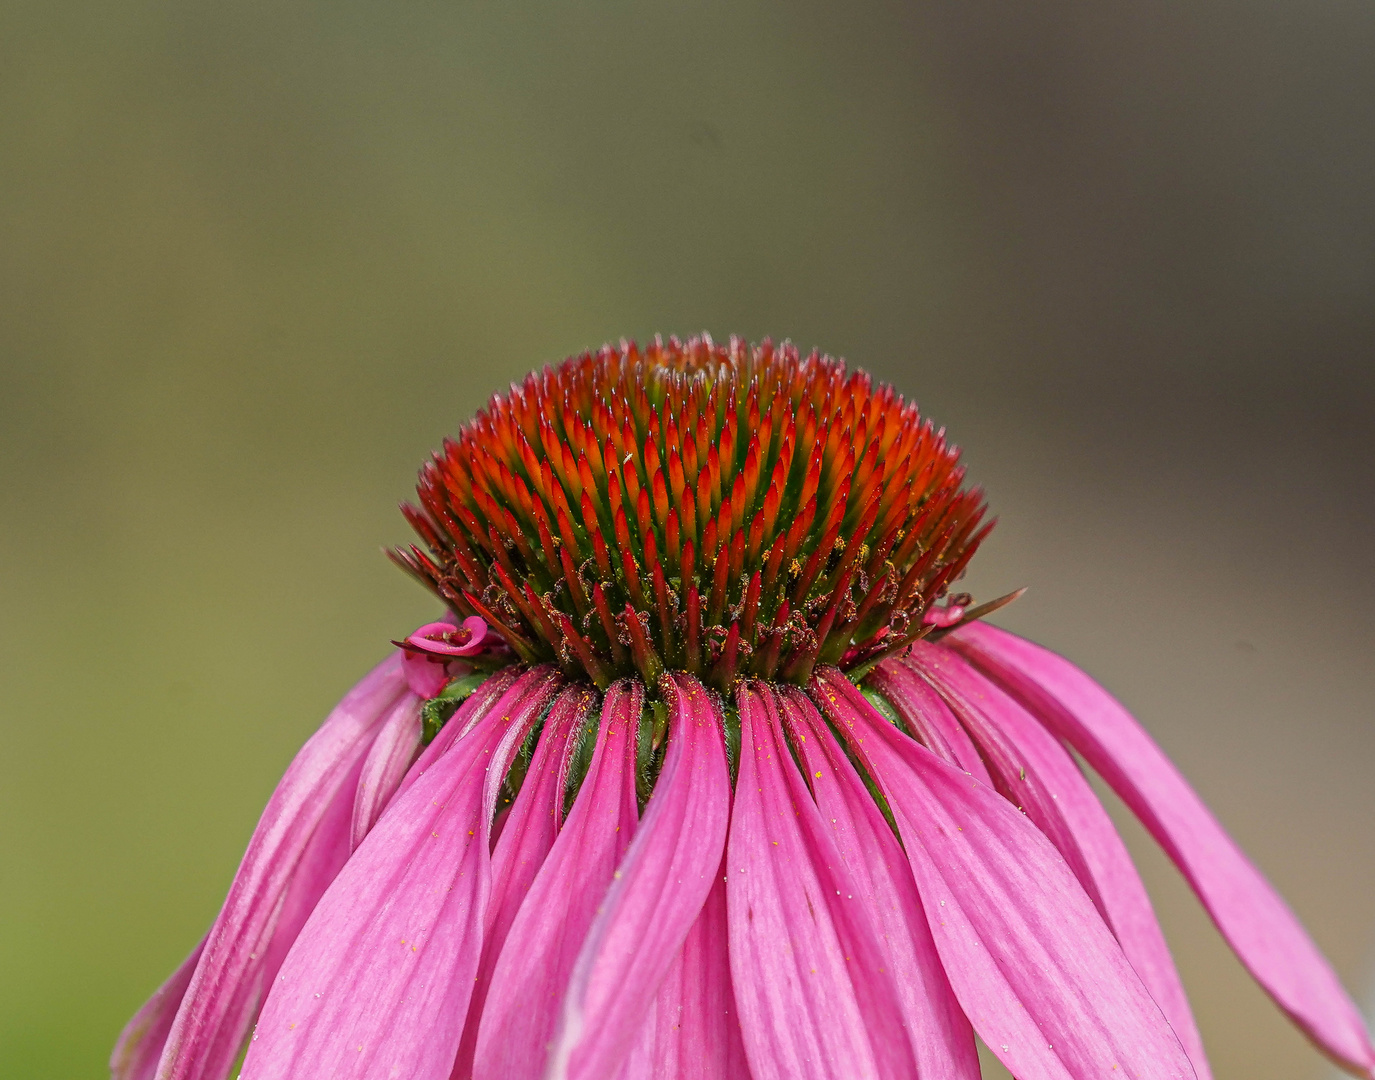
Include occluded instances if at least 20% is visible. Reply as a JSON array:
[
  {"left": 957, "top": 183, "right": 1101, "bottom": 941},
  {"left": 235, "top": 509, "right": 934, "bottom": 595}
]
[
  {"left": 777, "top": 686, "right": 982, "bottom": 1080},
  {"left": 239, "top": 666, "right": 562, "bottom": 1080},
  {"left": 609, "top": 867, "right": 750, "bottom": 1080},
  {"left": 152, "top": 653, "right": 409, "bottom": 1080},
  {"left": 726, "top": 682, "right": 899, "bottom": 1080},
  {"left": 451, "top": 685, "right": 597, "bottom": 1080},
  {"left": 552, "top": 673, "right": 733, "bottom": 1080},
  {"left": 472, "top": 680, "right": 643, "bottom": 1080},
  {"left": 904, "top": 642, "right": 1209, "bottom": 1080},
  {"left": 812, "top": 668, "right": 1198, "bottom": 1080},
  {"left": 951, "top": 621, "right": 1375, "bottom": 1079},
  {"left": 110, "top": 937, "right": 205, "bottom": 1080}
]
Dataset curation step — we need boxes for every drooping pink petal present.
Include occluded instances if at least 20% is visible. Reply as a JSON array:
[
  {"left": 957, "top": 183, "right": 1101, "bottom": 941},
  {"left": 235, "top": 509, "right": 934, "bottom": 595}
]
[
  {"left": 726, "top": 681, "right": 909, "bottom": 1080},
  {"left": 111, "top": 939, "right": 205, "bottom": 1080},
  {"left": 239, "top": 666, "right": 562, "bottom": 1080},
  {"left": 551, "top": 673, "right": 733, "bottom": 1080},
  {"left": 450, "top": 684, "right": 598, "bottom": 1080},
  {"left": 777, "top": 686, "right": 982, "bottom": 1080},
  {"left": 393, "top": 665, "right": 522, "bottom": 801},
  {"left": 813, "top": 667, "right": 1197, "bottom": 1080},
  {"left": 610, "top": 866, "right": 750, "bottom": 1080},
  {"left": 904, "top": 642, "right": 1209, "bottom": 1079},
  {"left": 472, "top": 679, "right": 643, "bottom": 1080},
  {"left": 866, "top": 660, "right": 991, "bottom": 782},
  {"left": 154, "top": 653, "right": 409, "bottom": 1080},
  {"left": 349, "top": 694, "right": 423, "bottom": 851},
  {"left": 950, "top": 621, "right": 1375, "bottom": 1078}
]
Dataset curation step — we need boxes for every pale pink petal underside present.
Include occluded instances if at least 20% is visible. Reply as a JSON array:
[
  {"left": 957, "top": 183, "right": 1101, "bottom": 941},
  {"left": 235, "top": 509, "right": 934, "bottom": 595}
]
[
  {"left": 951, "top": 621, "right": 1375, "bottom": 1078},
  {"left": 112, "top": 938, "right": 205, "bottom": 1080},
  {"left": 552, "top": 673, "right": 733, "bottom": 1080},
  {"left": 450, "top": 685, "right": 598, "bottom": 1080},
  {"left": 349, "top": 694, "right": 423, "bottom": 851},
  {"left": 726, "top": 682, "right": 897, "bottom": 1080},
  {"left": 778, "top": 686, "right": 982, "bottom": 1080},
  {"left": 905, "top": 642, "right": 1209, "bottom": 1080},
  {"left": 472, "top": 679, "right": 643, "bottom": 1080},
  {"left": 813, "top": 668, "right": 1197, "bottom": 1080},
  {"left": 155, "top": 653, "right": 409, "bottom": 1080},
  {"left": 239, "top": 666, "right": 562, "bottom": 1080}
]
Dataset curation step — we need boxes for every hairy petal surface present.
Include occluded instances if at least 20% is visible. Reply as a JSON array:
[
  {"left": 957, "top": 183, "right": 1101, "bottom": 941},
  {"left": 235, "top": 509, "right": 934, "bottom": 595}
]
[
  {"left": 155, "top": 654, "right": 409, "bottom": 1080},
  {"left": 472, "top": 680, "right": 643, "bottom": 1080},
  {"left": 951, "top": 622, "right": 1375, "bottom": 1078},
  {"left": 553, "top": 673, "right": 733, "bottom": 1080},
  {"left": 112, "top": 939, "right": 205, "bottom": 1080},
  {"left": 905, "top": 643, "right": 1209, "bottom": 1079},
  {"left": 350, "top": 695, "right": 423, "bottom": 851},
  {"left": 813, "top": 668, "right": 1196, "bottom": 1080},
  {"left": 450, "top": 685, "right": 598, "bottom": 1080},
  {"left": 239, "top": 666, "right": 561, "bottom": 1080},
  {"left": 727, "top": 682, "right": 900, "bottom": 1080},
  {"left": 778, "top": 687, "right": 981, "bottom": 1080}
]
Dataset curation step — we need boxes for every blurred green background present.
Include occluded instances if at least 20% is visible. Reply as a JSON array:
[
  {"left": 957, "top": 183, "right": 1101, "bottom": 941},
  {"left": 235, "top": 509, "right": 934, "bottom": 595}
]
[{"left": 3, "top": 2, "right": 1374, "bottom": 1077}]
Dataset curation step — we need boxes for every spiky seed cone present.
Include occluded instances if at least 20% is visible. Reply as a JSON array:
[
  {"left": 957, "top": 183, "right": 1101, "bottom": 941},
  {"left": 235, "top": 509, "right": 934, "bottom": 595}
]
[{"left": 392, "top": 335, "right": 991, "bottom": 690}]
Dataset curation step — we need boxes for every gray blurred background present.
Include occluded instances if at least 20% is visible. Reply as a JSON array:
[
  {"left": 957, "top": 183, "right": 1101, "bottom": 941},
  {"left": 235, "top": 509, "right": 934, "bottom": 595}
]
[{"left": 2, "top": 2, "right": 1373, "bottom": 1077}]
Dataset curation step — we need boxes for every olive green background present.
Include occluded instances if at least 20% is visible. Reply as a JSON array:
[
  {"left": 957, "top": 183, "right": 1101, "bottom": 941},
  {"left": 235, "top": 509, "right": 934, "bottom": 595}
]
[{"left": 3, "top": 2, "right": 1374, "bottom": 1077}]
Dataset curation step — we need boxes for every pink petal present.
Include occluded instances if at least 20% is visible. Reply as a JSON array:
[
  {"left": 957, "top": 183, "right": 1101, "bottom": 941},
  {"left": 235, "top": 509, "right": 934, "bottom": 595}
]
[
  {"left": 403, "top": 650, "right": 451, "bottom": 698},
  {"left": 725, "top": 681, "right": 907, "bottom": 1080},
  {"left": 950, "top": 621, "right": 1375, "bottom": 1077},
  {"left": 111, "top": 938, "right": 205, "bottom": 1080},
  {"left": 813, "top": 667, "right": 1198, "bottom": 1080},
  {"left": 552, "top": 673, "right": 733, "bottom": 1080},
  {"left": 777, "top": 685, "right": 982, "bottom": 1080},
  {"left": 349, "top": 694, "right": 423, "bottom": 851},
  {"left": 866, "top": 660, "right": 992, "bottom": 782},
  {"left": 450, "top": 685, "right": 598, "bottom": 1080},
  {"left": 393, "top": 665, "right": 523, "bottom": 801},
  {"left": 239, "top": 666, "right": 562, "bottom": 1080},
  {"left": 154, "top": 653, "right": 410, "bottom": 1080},
  {"left": 904, "top": 642, "right": 1209, "bottom": 1079},
  {"left": 406, "top": 616, "right": 489, "bottom": 656},
  {"left": 610, "top": 866, "right": 751, "bottom": 1080},
  {"left": 472, "top": 679, "right": 643, "bottom": 1080}
]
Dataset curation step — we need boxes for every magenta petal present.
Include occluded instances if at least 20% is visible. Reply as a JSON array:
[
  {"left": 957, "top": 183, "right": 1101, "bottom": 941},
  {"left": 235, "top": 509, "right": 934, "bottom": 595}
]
[
  {"left": 394, "top": 665, "right": 522, "bottom": 801},
  {"left": 726, "top": 682, "right": 909, "bottom": 1080},
  {"left": 472, "top": 680, "right": 644, "bottom": 1080},
  {"left": 778, "top": 686, "right": 982, "bottom": 1080},
  {"left": 349, "top": 694, "right": 423, "bottom": 851},
  {"left": 450, "top": 685, "right": 597, "bottom": 1080},
  {"left": 111, "top": 938, "right": 205, "bottom": 1080},
  {"left": 951, "top": 622, "right": 1375, "bottom": 1077},
  {"left": 552, "top": 673, "right": 733, "bottom": 1080},
  {"left": 610, "top": 867, "right": 750, "bottom": 1080},
  {"left": 866, "top": 660, "right": 992, "bottom": 783},
  {"left": 239, "top": 666, "right": 561, "bottom": 1080},
  {"left": 154, "top": 653, "right": 409, "bottom": 1080},
  {"left": 905, "top": 642, "right": 1209, "bottom": 1079},
  {"left": 402, "top": 650, "right": 450, "bottom": 698},
  {"left": 813, "top": 668, "right": 1197, "bottom": 1080}
]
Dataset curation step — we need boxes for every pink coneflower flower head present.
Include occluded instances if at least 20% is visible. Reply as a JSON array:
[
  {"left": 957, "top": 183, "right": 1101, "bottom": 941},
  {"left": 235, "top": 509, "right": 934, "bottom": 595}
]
[{"left": 115, "top": 335, "right": 1375, "bottom": 1080}]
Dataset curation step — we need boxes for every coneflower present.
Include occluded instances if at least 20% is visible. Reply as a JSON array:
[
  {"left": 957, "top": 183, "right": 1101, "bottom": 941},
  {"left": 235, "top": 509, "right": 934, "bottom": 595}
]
[{"left": 114, "top": 336, "right": 1375, "bottom": 1080}]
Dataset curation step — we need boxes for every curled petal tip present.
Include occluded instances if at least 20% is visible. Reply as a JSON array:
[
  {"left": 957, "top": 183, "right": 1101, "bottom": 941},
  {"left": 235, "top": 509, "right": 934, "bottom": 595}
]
[
  {"left": 399, "top": 618, "right": 489, "bottom": 697},
  {"left": 405, "top": 617, "right": 489, "bottom": 656}
]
